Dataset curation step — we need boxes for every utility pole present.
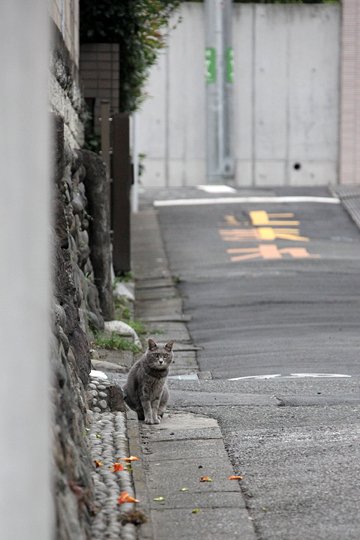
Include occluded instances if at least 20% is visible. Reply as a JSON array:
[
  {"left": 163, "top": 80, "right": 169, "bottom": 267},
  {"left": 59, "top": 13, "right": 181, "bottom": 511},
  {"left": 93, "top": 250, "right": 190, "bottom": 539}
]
[{"left": 205, "top": 0, "right": 234, "bottom": 184}]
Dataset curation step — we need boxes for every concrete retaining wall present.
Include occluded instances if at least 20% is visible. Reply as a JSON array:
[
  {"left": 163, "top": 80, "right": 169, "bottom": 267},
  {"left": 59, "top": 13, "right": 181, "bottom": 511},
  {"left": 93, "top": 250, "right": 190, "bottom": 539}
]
[{"left": 137, "top": 3, "right": 340, "bottom": 187}]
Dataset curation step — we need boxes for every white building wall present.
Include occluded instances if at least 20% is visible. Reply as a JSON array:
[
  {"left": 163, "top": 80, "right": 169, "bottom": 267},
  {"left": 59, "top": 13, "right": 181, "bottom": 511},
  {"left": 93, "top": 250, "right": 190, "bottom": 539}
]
[{"left": 137, "top": 3, "right": 340, "bottom": 188}]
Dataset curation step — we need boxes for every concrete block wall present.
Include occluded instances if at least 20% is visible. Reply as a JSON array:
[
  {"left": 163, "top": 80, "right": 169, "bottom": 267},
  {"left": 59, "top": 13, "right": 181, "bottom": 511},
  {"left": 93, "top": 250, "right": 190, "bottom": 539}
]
[{"left": 80, "top": 43, "right": 120, "bottom": 134}]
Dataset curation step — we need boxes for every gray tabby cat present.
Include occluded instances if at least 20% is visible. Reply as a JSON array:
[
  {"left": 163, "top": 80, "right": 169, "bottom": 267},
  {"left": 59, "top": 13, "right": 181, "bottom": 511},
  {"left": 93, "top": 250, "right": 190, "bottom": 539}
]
[{"left": 123, "top": 338, "right": 175, "bottom": 424}]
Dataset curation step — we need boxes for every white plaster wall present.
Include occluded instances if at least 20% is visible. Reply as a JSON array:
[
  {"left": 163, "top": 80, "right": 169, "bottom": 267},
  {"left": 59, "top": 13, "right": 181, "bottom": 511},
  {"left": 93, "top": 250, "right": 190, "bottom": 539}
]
[{"left": 137, "top": 3, "right": 340, "bottom": 188}]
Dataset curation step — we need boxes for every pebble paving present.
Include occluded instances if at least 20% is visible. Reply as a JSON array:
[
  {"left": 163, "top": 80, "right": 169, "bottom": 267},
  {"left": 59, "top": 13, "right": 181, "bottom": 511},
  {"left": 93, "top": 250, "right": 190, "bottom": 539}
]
[{"left": 88, "top": 377, "right": 137, "bottom": 540}]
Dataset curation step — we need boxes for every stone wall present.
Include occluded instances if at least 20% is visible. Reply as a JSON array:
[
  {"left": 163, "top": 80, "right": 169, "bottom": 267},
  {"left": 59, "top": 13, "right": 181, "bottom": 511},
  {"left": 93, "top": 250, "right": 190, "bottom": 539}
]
[
  {"left": 50, "top": 19, "right": 84, "bottom": 149},
  {"left": 50, "top": 23, "right": 115, "bottom": 540}
]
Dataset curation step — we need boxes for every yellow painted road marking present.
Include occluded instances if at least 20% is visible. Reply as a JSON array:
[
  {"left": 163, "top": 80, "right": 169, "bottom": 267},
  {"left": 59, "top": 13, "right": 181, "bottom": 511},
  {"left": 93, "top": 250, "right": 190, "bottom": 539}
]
[
  {"left": 227, "top": 245, "right": 319, "bottom": 261},
  {"left": 224, "top": 214, "right": 240, "bottom": 226},
  {"left": 220, "top": 227, "right": 309, "bottom": 242},
  {"left": 280, "top": 247, "right": 320, "bottom": 259},
  {"left": 249, "top": 210, "right": 299, "bottom": 226},
  {"left": 257, "top": 228, "right": 309, "bottom": 242},
  {"left": 268, "top": 213, "right": 295, "bottom": 218},
  {"left": 227, "top": 245, "right": 282, "bottom": 261},
  {"left": 220, "top": 210, "right": 319, "bottom": 262},
  {"left": 219, "top": 229, "right": 258, "bottom": 241}
]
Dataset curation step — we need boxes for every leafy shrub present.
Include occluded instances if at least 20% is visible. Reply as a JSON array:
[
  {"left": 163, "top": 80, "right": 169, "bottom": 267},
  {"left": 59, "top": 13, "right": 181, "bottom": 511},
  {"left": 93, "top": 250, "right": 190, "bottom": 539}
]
[{"left": 80, "top": 0, "right": 180, "bottom": 112}]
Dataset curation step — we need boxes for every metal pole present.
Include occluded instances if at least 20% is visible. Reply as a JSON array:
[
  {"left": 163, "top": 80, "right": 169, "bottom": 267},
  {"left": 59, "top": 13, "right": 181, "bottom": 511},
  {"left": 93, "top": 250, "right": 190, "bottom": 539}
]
[
  {"left": 0, "top": 1, "right": 53, "bottom": 538},
  {"left": 205, "top": 0, "right": 234, "bottom": 183}
]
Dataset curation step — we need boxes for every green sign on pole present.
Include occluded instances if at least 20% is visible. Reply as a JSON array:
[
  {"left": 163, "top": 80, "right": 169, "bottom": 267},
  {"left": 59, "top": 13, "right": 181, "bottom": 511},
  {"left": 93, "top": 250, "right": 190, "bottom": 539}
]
[
  {"left": 205, "top": 47, "right": 216, "bottom": 84},
  {"left": 226, "top": 47, "right": 234, "bottom": 84}
]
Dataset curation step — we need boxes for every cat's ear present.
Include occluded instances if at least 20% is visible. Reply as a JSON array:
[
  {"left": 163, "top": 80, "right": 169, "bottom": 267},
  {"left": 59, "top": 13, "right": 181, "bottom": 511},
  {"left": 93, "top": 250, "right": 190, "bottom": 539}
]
[
  {"left": 164, "top": 340, "right": 175, "bottom": 352},
  {"left": 148, "top": 338, "right": 158, "bottom": 351}
]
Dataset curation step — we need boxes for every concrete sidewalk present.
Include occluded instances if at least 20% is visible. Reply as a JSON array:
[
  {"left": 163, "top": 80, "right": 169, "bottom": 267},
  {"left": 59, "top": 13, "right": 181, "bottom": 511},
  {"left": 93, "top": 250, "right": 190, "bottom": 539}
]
[
  {"left": 87, "top": 184, "right": 360, "bottom": 539},
  {"left": 128, "top": 209, "right": 257, "bottom": 539},
  {"left": 333, "top": 184, "right": 360, "bottom": 230}
]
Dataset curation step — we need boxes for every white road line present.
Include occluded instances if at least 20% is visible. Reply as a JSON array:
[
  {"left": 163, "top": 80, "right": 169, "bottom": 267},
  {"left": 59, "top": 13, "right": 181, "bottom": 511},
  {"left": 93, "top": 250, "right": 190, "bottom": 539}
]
[
  {"left": 229, "top": 373, "right": 351, "bottom": 381},
  {"left": 197, "top": 185, "right": 237, "bottom": 194},
  {"left": 229, "top": 374, "right": 282, "bottom": 381},
  {"left": 154, "top": 196, "right": 340, "bottom": 207}
]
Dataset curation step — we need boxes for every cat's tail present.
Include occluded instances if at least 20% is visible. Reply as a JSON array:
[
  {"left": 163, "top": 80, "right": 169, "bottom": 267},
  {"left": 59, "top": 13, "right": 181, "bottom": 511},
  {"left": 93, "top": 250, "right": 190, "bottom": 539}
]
[
  {"left": 122, "top": 386, "right": 144, "bottom": 421},
  {"left": 122, "top": 385, "right": 135, "bottom": 410}
]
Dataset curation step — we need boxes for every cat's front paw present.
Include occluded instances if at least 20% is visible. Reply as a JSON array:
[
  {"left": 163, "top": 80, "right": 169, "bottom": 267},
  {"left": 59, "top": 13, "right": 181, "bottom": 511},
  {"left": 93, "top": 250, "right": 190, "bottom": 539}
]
[
  {"left": 144, "top": 417, "right": 153, "bottom": 424},
  {"left": 153, "top": 416, "right": 161, "bottom": 424}
]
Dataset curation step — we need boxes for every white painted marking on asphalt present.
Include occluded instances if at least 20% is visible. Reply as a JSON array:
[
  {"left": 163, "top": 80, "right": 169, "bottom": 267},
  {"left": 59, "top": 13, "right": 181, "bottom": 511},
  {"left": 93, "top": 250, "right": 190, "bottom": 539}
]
[
  {"left": 229, "top": 373, "right": 351, "bottom": 381},
  {"left": 229, "top": 374, "right": 282, "bottom": 381},
  {"left": 168, "top": 373, "right": 199, "bottom": 381},
  {"left": 197, "top": 185, "right": 237, "bottom": 194},
  {"left": 289, "top": 373, "right": 351, "bottom": 378},
  {"left": 154, "top": 196, "right": 340, "bottom": 208}
]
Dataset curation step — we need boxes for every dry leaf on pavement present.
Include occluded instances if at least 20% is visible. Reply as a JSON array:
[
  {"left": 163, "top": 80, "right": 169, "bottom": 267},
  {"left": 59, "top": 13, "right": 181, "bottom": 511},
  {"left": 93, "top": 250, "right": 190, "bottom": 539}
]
[
  {"left": 111, "top": 463, "right": 124, "bottom": 472},
  {"left": 117, "top": 492, "right": 139, "bottom": 504},
  {"left": 120, "top": 456, "right": 140, "bottom": 462}
]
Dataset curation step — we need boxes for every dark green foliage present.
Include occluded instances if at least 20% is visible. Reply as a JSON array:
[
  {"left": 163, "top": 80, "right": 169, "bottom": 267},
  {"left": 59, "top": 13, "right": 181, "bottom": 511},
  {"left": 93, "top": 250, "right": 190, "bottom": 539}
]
[
  {"left": 186, "top": 1, "right": 338, "bottom": 3},
  {"left": 80, "top": 0, "right": 180, "bottom": 112},
  {"left": 235, "top": 1, "right": 338, "bottom": 3}
]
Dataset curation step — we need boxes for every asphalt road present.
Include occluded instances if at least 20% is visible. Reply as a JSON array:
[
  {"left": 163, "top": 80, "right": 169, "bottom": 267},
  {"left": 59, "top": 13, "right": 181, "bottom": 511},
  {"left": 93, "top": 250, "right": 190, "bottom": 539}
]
[{"left": 153, "top": 188, "right": 360, "bottom": 539}]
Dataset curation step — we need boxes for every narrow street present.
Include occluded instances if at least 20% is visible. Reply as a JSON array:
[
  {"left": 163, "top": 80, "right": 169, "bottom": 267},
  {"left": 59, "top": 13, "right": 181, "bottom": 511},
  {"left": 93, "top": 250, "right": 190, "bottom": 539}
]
[{"left": 149, "top": 187, "right": 360, "bottom": 539}]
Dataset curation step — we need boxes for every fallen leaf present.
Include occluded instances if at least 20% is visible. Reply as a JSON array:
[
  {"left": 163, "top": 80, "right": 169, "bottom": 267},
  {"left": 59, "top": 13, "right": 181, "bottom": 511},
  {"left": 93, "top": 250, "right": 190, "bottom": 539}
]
[
  {"left": 192, "top": 508, "right": 201, "bottom": 514},
  {"left": 179, "top": 487, "right": 189, "bottom": 492},
  {"left": 200, "top": 476, "right": 213, "bottom": 482},
  {"left": 117, "top": 492, "right": 139, "bottom": 504},
  {"left": 94, "top": 460, "right": 103, "bottom": 468},
  {"left": 153, "top": 496, "right": 165, "bottom": 502},
  {"left": 228, "top": 475, "right": 243, "bottom": 481},
  {"left": 111, "top": 463, "right": 124, "bottom": 472},
  {"left": 120, "top": 456, "right": 140, "bottom": 462}
]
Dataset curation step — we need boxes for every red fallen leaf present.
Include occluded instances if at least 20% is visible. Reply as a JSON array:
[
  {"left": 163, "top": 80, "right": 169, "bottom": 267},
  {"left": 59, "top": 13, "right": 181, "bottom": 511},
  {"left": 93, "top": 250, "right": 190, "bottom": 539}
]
[
  {"left": 199, "top": 476, "right": 213, "bottom": 482},
  {"left": 120, "top": 456, "right": 140, "bottom": 462},
  {"left": 228, "top": 475, "right": 243, "bottom": 481},
  {"left": 94, "top": 460, "right": 103, "bottom": 468},
  {"left": 111, "top": 463, "right": 124, "bottom": 472},
  {"left": 117, "top": 492, "right": 139, "bottom": 504}
]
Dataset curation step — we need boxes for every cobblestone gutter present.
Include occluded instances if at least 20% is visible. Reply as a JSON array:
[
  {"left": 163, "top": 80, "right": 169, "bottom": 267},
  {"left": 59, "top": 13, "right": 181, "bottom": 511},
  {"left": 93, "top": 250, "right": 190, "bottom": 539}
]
[{"left": 87, "top": 370, "right": 139, "bottom": 540}]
